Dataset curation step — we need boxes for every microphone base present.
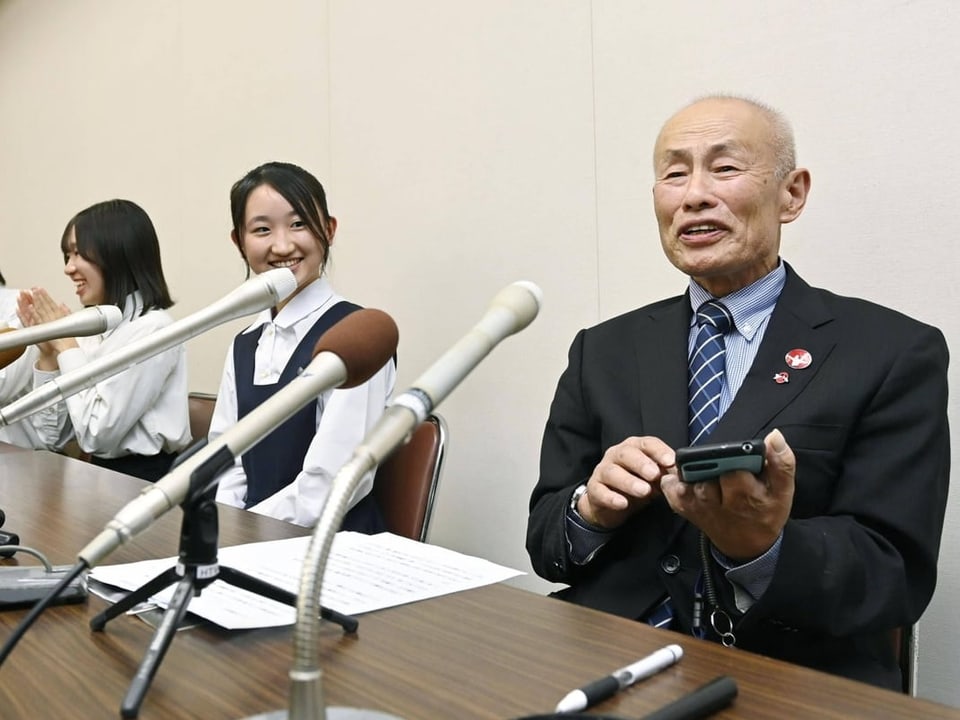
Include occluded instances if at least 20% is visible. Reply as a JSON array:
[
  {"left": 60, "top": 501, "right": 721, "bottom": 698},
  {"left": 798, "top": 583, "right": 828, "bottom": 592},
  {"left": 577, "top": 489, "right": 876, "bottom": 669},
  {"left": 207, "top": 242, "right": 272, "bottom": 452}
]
[{"left": 243, "top": 708, "right": 404, "bottom": 719}]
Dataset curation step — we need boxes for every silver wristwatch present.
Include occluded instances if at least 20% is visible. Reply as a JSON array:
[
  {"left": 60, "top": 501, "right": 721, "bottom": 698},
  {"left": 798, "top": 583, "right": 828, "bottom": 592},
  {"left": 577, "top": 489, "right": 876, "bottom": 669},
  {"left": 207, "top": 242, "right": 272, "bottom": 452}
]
[{"left": 569, "top": 483, "right": 588, "bottom": 514}]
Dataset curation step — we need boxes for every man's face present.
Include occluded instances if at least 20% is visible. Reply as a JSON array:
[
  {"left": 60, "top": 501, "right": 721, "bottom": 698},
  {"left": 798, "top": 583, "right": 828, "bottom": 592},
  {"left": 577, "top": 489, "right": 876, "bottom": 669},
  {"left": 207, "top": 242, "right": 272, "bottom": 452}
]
[{"left": 652, "top": 98, "right": 806, "bottom": 297}]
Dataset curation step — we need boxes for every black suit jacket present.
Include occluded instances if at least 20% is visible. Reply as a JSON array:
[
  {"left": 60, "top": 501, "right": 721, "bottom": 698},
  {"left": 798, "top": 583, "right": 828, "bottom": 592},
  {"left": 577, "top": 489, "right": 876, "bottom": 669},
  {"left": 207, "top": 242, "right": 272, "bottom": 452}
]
[{"left": 526, "top": 265, "right": 950, "bottom": 689}]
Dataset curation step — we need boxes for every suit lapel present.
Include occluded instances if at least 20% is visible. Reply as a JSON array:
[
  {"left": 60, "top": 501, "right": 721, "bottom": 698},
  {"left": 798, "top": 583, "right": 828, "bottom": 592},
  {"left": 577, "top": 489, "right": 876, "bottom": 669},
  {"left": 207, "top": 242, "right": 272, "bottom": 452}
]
[
  {"left": 713, "top": 268, "right": 837, "bottom": 441},
  {"left": 632, "top": 295, "right": 691, "bottom": 449}
]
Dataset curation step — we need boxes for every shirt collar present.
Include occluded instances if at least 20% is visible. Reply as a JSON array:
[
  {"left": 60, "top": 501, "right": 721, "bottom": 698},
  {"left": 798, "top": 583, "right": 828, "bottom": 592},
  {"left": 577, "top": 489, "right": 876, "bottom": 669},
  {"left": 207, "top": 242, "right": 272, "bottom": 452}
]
[
  {"left": 120, "top": 291, "right": 144, "bottom": 321},
  {"left": 688, "top": 259, "right": 786, "bottom": 341},
  {"left": 242, "top": 275, "right": 335, "bottom": 333}
]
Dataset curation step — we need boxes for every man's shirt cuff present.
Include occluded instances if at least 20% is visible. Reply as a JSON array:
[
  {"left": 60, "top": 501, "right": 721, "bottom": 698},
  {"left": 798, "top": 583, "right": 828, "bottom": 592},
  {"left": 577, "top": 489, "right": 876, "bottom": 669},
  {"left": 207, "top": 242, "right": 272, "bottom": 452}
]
[
  {"left": 565, "top": 504, "right": 613, "bottom": 565},
  {"left": 712, "top": 532, "right": 783, "bottom": 611}
]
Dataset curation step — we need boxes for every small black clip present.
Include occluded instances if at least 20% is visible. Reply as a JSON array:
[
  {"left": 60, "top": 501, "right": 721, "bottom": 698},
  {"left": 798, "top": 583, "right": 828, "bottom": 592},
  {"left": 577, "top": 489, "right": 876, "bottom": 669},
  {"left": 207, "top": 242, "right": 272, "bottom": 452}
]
[
  {"left": 0, "top": 508, "right": 17, "bottom": 558},
  {"left": 0, "top": 529, "right": 19, "bottom": 559}
]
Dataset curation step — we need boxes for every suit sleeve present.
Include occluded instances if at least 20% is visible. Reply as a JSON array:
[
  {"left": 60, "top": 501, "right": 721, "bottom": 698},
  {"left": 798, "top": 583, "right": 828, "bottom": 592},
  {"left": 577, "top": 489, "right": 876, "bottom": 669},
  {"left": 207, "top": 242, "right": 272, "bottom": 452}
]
[
  {"left": 749, "top": 323, "right": 950, "bottom": 635},
  {"left": 527, "top": 329, "right": 600, "bottom": 583}
]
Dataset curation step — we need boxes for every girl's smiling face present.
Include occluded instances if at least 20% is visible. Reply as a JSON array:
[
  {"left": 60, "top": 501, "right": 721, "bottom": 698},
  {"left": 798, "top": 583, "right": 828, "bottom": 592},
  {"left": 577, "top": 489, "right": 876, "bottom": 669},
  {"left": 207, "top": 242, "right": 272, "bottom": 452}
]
[
  {"left": 235, "top": 184, "right": 335, "bottom": 309},
  {"left": 62, "top": 228, "right": 106, "bottom": 306}
]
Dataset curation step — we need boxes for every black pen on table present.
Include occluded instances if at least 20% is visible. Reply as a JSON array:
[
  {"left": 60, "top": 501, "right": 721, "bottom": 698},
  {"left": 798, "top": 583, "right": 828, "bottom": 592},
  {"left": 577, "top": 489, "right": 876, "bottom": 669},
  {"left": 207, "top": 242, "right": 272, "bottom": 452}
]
[
  {"left": 555, "top": 643, "right": 684, "bottom": 714},
  {"left": 640, "top": 675, "right": 738, "bottom": 720}
]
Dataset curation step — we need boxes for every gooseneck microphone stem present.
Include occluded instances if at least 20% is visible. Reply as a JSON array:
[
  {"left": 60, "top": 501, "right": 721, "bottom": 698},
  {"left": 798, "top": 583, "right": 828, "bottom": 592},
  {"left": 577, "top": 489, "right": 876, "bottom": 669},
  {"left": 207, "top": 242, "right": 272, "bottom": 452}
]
[
  {"left": 276, "top": 280, "right": 543, "bottom": 720},
  {"left": 290, "top": 406, "right": 418, "bottom": 720}
]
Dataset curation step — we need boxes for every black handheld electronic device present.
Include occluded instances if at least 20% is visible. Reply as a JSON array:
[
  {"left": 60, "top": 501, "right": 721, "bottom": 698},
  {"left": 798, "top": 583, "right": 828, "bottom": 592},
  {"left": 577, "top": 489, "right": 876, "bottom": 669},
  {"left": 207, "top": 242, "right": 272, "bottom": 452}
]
[{"left": 676, "top": 438, "right": 765, "bottom": 483}]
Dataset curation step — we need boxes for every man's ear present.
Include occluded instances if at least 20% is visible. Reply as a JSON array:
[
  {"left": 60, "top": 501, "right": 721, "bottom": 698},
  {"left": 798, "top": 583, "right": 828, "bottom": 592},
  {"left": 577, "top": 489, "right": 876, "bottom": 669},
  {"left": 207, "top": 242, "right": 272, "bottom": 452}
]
[{"left": 780, "top": 168, "right": 811, "bottom": 224}]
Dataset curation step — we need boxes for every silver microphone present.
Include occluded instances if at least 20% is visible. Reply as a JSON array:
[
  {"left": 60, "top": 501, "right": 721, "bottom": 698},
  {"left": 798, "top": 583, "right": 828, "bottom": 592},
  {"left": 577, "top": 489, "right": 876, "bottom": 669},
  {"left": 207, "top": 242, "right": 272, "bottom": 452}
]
[
  {"left": 0, "top": 304, "right": 124, "bottom": 353},
  {"left": 0, "top": 268, "right": 298, "bottom": 428},
  {"left": 352, "top": 279, "right": 543, "bottom": 462}
]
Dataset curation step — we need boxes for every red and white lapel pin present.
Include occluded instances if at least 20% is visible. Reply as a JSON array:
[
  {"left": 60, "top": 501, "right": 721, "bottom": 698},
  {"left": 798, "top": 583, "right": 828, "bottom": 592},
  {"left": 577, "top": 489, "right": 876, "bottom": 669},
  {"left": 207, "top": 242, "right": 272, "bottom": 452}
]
[{"left": 774, "top": 348, "right": 812, "bottom": 384}]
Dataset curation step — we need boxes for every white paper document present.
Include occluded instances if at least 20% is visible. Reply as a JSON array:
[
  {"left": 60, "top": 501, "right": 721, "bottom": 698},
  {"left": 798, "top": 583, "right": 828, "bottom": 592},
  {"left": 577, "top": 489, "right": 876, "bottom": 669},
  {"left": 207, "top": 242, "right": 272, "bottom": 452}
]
[{"left": 90, "top": 532, "right": 524, "bottom": 630}]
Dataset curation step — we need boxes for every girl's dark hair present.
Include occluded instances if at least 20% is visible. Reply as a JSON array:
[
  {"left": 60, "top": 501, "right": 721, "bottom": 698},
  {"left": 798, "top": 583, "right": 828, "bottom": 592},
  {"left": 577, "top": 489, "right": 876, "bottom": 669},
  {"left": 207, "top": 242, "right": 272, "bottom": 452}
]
[
  {"left": 60, "top": 199, "right": 174, "bottom": 314},
  {"left": 229, "top": 162, "right": 333, "bottom": 277}
]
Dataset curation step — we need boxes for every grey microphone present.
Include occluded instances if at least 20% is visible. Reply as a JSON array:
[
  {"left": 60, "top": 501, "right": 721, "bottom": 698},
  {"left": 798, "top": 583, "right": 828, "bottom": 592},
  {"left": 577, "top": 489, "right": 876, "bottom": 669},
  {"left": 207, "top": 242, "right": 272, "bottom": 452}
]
[
  {"left": 0, "top": 268, "right": 298, "bottom": 428},
  {"left": 0, "top": 304, "right": 124, "bottom": 352},
  {"left": 77, "top": 308, "right": 399, "bottom": 569},
  {"left": 345, "top": 280, "right": 543, "bottom": 461},
  {"left": 246, "top": 280, "right": 542, "bottom": 720}
]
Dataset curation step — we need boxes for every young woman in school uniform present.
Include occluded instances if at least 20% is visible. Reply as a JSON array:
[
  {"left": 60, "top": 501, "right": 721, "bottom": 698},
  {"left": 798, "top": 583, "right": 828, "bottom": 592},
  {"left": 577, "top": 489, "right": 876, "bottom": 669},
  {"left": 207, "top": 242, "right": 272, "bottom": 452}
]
[
  {"left": 0, "top": 199, "right": 191, "bottom": 480},
  {"left": 209, "top": 161, "right": 395, "bottom": 530}
]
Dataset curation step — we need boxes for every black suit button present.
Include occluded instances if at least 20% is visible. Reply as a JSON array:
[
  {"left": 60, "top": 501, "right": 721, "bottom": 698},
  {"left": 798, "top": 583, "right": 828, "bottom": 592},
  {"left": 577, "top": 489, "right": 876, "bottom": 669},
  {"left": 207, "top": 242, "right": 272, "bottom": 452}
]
[{"left": 660, "top": 555, "right": 681, "bottom": 574}]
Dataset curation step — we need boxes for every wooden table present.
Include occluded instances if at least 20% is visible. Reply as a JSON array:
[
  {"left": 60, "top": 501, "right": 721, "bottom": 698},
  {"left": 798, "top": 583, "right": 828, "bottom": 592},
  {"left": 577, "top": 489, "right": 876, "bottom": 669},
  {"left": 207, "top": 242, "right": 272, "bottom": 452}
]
[{"left": 1, "top": 447, "right": 959, "bottom": 719}]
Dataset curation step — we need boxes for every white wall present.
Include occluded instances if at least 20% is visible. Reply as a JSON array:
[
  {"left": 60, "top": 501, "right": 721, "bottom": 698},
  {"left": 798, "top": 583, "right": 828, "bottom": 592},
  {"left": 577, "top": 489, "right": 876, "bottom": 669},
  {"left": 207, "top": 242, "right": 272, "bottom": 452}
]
[
  {"left": 324, "top": 0, "right": 597, "bottom": 604},
  {"left": 0, "top": 0, "right": 334, "bottom": 390},
  {"left": 1, "top": 0, "right": 958, "bottom": 707}
]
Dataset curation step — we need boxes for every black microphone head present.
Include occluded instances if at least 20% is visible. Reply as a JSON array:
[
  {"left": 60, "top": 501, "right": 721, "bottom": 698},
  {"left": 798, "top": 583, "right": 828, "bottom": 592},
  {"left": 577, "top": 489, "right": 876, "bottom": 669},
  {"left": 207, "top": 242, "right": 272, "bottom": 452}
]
[{"left": 313, "top": 308, "right": 399, "bottom": 388}]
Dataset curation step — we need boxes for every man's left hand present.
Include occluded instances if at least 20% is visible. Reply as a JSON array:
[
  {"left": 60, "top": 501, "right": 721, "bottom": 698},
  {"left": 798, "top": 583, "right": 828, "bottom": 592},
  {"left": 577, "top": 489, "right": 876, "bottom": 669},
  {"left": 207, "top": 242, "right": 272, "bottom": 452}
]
[{"left": 661, "top": 428, "right": 795, "bottom": 561}]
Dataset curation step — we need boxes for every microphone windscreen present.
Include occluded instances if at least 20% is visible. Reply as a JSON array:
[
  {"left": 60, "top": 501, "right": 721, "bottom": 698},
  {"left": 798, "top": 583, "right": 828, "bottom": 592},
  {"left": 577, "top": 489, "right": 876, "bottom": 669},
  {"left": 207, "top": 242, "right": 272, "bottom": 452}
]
[
  {"left": 313, "top": 308, "right": 398, "bottom": 388},
  {"left": 98, "top": 305, "right": 124, "bottom": 331},
  {"left": 261, "top": 266, "right": 300, "bottom": 302},
  {"left": 0, "top": 328, "right": 25, "bottom": 370},
  {"left": 491, "top": 280, "right": 543, "bottom": 334}
]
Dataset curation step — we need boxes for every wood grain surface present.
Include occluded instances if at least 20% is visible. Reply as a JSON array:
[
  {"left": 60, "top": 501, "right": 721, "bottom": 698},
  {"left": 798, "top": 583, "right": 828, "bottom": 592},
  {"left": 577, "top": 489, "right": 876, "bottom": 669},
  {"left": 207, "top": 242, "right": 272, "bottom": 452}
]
[{"left": 1, "top": 446, "right": 958, "bottom": 719}]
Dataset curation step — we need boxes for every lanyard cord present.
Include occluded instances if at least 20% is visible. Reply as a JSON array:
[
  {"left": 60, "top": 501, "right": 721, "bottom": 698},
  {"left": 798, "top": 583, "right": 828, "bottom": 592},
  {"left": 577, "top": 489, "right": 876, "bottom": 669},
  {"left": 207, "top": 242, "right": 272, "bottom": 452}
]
[{"left": 696, "top": 531, "right": 737, "bottom": 647}]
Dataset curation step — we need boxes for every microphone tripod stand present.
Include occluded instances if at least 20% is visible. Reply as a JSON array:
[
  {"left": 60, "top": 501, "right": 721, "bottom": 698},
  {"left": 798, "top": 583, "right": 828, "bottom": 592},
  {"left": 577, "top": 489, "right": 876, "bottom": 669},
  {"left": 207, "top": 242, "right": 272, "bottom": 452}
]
[{"left": 89, "top": 453, "right": 359, "bottom": 719}]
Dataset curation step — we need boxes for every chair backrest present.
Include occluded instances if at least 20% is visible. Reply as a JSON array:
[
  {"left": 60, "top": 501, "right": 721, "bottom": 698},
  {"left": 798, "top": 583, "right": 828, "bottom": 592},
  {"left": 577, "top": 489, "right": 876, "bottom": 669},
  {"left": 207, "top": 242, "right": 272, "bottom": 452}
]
[
  {"left": 372, "top": 413, "right": 446, "bottom": 542},
  {"left": 894, "top": 624, "right": 917, "bottom": 695},
  {"left": 188, "top": 392, "right": 218, "bottom": 443}
]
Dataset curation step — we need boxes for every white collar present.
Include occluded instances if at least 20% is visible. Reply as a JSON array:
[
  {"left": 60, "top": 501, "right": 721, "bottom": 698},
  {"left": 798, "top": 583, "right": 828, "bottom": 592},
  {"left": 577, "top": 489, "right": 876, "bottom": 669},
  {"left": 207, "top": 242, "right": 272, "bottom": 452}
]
[
  {"left": 242, "top": 276, "right": 336, "bottom": 333},
  {"left": 120, "top": 291, "right": 144, "bottom": 321}
]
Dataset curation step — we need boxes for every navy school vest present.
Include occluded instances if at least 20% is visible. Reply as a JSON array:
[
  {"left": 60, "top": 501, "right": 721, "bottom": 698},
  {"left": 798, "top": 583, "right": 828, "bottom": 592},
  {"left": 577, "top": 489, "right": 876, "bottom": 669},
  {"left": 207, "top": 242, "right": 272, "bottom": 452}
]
[
  {"left": 235, "top": 300, "right": 359, "bottom": 507},
  {"left": 233, "top": 301, "right": 387, "bottom": 533}
]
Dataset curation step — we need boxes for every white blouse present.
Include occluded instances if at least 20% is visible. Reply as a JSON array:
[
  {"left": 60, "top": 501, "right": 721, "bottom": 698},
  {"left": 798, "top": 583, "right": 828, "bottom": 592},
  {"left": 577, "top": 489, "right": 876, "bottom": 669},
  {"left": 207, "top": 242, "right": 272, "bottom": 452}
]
[
  {"left": 0, "top": 289, "right": 46, "bottom": 448},
  {"left": 211, "top": 276, "right": 396, "bottom": 527},
  {"left": 0, "top": 346, "right": 47, "bottom": 449},
  {"left": 29, "top": 292, "right": 191, "bottom": 458}
]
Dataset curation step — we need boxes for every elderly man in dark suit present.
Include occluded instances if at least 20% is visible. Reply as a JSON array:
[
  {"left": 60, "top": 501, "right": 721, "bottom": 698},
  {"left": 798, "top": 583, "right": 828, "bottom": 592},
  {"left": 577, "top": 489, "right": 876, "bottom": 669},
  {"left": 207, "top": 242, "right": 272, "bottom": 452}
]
[{"left": 526, "top": 95, "right": 950, "bottom": 691}]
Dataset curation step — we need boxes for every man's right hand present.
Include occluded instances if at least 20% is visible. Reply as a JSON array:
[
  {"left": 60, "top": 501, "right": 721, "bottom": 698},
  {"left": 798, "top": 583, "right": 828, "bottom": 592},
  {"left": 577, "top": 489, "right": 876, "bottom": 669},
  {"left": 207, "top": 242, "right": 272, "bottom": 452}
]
[{"left": 576, "top": 436, "right": 676, "bottom": 529}]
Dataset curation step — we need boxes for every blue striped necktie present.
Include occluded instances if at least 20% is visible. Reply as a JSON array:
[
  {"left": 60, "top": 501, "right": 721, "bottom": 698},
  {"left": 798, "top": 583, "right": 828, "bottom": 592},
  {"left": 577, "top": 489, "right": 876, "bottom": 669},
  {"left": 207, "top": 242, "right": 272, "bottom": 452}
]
[
  {"left": 688, "top": 300, "right": 733, "bottom": 445},
  {"left": 645, "top": 301, "right": 734, "bottom": 632},
  {"left": 646, "top": 595, "right": 675, "bottom": 630}
]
